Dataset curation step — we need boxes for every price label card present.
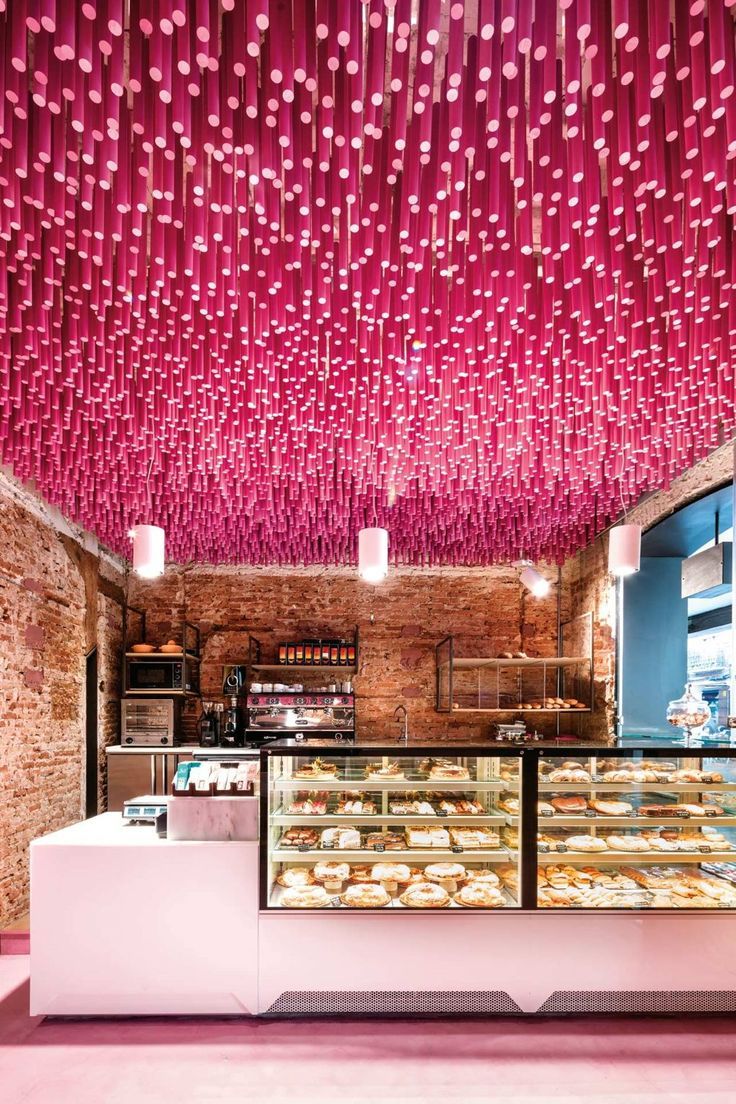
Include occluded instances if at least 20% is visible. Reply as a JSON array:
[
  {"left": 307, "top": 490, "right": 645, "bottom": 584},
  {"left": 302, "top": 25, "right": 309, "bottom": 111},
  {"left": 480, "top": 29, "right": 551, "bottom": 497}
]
[
  {"left": 585, "top": 810, "right": 597, "bottom": 818},
  {"left": 538, "top": 843, "right": 550, "bottom": 853},
  {"left": 556, "top": 843, "right": 568, "bottom": 853},
  {"left": 540, "top": 810, "right": 555, "bottom": 818},
  {"left": 330, "top": 897, "right": 342, "bottom": 908},
  {"left": 436, "top": 809, "right": 448, "bottom": 817},
  {"left": 629, "top": 810, "right": 639, "bottom": 818},
  {"left": 321, "top": 842, "right": 335, "bottom": 850},
  {"left": 699, "top": 845, "right": 712, "bottom": 853},
  {"left": 451, "top": 844, "right": 464, "bottom": 854},
  {"left": 373, "top": 843, "right": 385, "bottom": 853},
  {"left": 298, "top": 843, "right": 311, "bottom": 853}
]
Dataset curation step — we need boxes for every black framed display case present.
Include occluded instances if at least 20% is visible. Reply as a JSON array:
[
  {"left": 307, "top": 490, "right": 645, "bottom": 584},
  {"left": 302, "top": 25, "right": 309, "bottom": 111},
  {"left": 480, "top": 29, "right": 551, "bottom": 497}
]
[{"left": 259, "top": 744, "right": 736, "bottom": 912}]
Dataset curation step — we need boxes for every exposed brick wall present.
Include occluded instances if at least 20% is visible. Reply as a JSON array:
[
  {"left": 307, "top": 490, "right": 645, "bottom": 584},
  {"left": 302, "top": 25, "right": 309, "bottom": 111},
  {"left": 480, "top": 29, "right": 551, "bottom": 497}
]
[
  {"left": 562, "top": 440, "right": 735, "bottom": 741},
  {"left": 129, "top": 564, "right": 580, "bottom": 746},
  {"left": 0, "top": 471, "right": 124, "bottom": 926},
  {"left": 97, "top": 591, "right": 123, "bottom": 811}
]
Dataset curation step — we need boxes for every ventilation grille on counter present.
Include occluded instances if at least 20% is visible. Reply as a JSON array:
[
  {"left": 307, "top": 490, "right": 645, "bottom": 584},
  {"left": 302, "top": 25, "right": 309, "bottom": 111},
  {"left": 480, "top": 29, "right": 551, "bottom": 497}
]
[
  {"left": 265, "top": 990, "right": 523, "bottom": 1016},
  {"left": 537, "top": 990, "right": 736, "bottom": 1015}
]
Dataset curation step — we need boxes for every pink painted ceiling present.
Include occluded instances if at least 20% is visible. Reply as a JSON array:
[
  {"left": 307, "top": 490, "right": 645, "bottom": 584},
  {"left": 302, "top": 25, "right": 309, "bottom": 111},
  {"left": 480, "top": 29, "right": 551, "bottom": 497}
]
[{"left": 1, "top": 2, "right": 735, "bottom": 566}]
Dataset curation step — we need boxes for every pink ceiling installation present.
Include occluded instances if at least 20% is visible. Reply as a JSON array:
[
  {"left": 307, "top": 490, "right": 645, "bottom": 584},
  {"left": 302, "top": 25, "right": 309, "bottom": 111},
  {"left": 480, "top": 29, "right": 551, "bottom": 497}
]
[{"left": 0, "top": 2, "right": 735, "bottom": 567}]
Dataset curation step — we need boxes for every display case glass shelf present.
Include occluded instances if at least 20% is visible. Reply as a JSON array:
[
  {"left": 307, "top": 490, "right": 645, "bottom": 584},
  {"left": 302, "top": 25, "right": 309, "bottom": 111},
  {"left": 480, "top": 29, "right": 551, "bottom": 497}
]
[{"left": 261, "top": 747, "right": 523, "bottom": 910}]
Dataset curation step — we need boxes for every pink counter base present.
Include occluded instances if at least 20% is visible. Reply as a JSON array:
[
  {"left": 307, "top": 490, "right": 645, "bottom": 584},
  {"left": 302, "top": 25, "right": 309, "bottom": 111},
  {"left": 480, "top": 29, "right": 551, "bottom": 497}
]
[{"left": 3, "top": 957, "right": 736, "bottom": 1104}]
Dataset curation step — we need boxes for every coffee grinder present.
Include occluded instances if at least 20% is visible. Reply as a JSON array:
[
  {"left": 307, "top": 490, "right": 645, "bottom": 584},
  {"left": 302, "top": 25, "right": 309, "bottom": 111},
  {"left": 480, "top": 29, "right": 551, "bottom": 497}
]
[{"left": 221, "top": 696, "right": 246, "bottom": 748}]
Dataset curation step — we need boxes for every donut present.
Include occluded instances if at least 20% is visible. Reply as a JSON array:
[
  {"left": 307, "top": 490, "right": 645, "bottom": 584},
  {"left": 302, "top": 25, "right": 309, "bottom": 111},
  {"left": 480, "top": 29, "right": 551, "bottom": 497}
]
[
  {"left": 399, "top": 883, "right": 450, "bottom": 908},
  {"left": 340, "top": 883, "right": 391, "bottom": 908}
]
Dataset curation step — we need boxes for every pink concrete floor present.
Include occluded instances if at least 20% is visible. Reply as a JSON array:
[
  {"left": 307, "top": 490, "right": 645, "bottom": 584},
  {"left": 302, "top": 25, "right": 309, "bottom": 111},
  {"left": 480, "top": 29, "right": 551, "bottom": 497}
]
[{"left": 3, "top": 958, "right": 736, "bottom": 1104}]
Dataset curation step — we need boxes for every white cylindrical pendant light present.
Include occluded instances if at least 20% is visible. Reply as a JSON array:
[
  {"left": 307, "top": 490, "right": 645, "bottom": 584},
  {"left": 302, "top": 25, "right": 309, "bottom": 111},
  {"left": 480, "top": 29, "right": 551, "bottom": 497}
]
[
  {"left": 130, "top": 524, "right": 165, "bottom": 579},
  {"left": 608, "top": 523, "right": 641, "bottom": 577},
  {"left": 519, "top": 564, "right": 550, "bottom": 598},
  {"left": 358, "top": 527, "right": 389, "bottom": 584}
]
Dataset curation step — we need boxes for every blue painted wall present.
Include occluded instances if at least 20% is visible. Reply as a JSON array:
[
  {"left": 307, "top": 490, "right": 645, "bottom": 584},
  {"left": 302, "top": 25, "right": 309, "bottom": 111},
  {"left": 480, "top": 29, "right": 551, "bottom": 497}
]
[{"left": 622, "top": 557, "right": 688, "bottom": 736}]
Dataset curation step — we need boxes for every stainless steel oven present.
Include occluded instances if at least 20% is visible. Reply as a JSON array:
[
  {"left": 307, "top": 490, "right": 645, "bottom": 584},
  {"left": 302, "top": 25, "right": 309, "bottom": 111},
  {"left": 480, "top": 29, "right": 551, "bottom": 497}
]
[{"left": 121, "top": 698, "right": 178, "bottom": 746}]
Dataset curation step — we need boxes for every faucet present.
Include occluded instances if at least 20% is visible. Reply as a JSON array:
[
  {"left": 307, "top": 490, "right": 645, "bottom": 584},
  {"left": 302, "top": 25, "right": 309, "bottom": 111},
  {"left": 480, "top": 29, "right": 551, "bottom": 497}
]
[{"left": 393, "top": 705, "right": 409, "bottom": 745}]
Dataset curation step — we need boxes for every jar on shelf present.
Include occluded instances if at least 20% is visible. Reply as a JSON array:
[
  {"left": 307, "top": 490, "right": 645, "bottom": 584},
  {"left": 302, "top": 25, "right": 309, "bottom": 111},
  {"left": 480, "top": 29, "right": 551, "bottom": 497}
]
[{"left": 666, "top": 683, "right": 711, "bottom": 735}]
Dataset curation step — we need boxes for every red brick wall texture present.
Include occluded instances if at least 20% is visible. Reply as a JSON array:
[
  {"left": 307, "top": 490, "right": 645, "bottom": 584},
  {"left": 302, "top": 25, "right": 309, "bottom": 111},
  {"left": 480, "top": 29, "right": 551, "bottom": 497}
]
[{"left": 1, "top": 440, "right": 733, "bottom": 924}]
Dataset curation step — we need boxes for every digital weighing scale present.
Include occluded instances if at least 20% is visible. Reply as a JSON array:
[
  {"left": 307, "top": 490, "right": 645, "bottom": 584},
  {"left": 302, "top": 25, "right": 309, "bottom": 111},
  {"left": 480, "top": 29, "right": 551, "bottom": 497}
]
[{"left": 122, "top": 795, "right": 169, "bottom": 823}]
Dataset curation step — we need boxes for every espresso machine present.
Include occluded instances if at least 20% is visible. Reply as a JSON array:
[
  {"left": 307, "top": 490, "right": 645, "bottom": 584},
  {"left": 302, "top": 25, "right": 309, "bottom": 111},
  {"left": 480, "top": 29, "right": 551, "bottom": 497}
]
[{"left": 246, "top": 691, "right": 355, "bottom": 746}]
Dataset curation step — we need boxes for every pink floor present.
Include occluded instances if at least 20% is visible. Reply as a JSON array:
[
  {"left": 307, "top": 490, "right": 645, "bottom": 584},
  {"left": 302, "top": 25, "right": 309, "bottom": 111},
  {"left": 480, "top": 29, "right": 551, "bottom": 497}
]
[{"left": 3, "top": 959, "right": 736, "bottom": 1104}]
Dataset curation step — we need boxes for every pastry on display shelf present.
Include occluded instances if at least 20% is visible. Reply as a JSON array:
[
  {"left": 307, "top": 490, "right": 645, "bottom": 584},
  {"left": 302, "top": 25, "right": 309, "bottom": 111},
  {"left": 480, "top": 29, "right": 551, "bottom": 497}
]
[
  {"left": 370, "top": 862, "right": 412, "bottom": 893},
  {"left": 285, "top": 792, "right": 328, "bottom": 815},
  {"left": 678, "top": 803, "right": 724, "bottom": 817},
  {"left": 438, "top": 797, "right": 486, "bottom": 815},
  {"left": 502, "top": 826, "right": 519, "bottom": 848},
  {"left": 366, "top": 831, "right": 405, "bottom": 851},
  {"left": 389, "top": 796, "right": 436, "bottom": 816},
  {"left": 313, "top": 861, "right": 351, "bottom": 891},
  {"left": 671, "top": 768, "right": 724, "bottom": 783},
  {"left": 277, "top": 867, "right": 314, "bottom": 888},
  {"left": 335, "top": 795, "right": 377, "bottom": 815},
  {"left": 601, "top": 768, "right": 660, "bottom": 783},
  {"left": 281, "top": 885, "right": 331, "bottom": 908},
  {"left": 340, "top": 883, "right": 391, "bottom": 908},
  {"left": 365, "top": 761, "right": 405, "bottom": 781},
  {"left": 548, "top": 767, "right": 592, "bottom": 783},
  {"left": 586, "top": 798, "right": 634, "bottom": 815},
  {"left": 294, "top": 758, "right": 339, "bottom": 780},
  {"left": 638, "top": 804, "right": 689, "bottom": 818},
  {"left": 449, "top": 826, "right": 501, "bottom": 849},
  {"left": 465, "top": 868, "right": 500, "bottom": 887},
  {"left": 399, "top": 883, "right": 451, "bottom": 909},
  {"left": 564, "top": 835, "right": 609, "bottom": 852},
  {"left": 279, "top": 827, "right": 319, "bottom": 849},
  {"left": 428, "top": 762, "right": 470, "bottom": 782},
  {"left": 551, "top": 796, "right": 588, "bottom": 814},
  {"left": 454, "top": 883, "right": 506, "bottom": 908},
  {"left": 349, "top": 864, "right": 373, "bottom": 883},
  {"left": 498, "top": 794, "right": 519, "bottom": 814},
  {"left": 320, "top": 826, "right": 361, "bottom": 849},
  {"left": 424, "top": 861, "right": 466, "bottom": 893},
  {"left": 605, "top": 834, "right": 651, "bottom": 852},
  {"left": 405, "top": 825, "right": 451, "bottom": 848}
]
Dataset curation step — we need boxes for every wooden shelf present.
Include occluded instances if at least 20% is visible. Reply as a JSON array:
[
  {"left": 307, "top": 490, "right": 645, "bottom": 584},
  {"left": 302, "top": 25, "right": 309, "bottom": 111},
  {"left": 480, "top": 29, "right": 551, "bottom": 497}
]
[
  {"left": 272, "top": 847, "right": 513, "bottom": 863},
  {"left": 125, "top": 651, "right": 200, "bottom": 662},
  {"left": 271, "top": 777, "right": 510, "bottom": 791},
  {"left": 251, "top": 664, "right": 357, "bottom": 674},
  {"left": 440, "top": 656, "right": 589, "bottom": 671},
  {"left": 270, "top": 812, "right": 507, "bottom": 827}
]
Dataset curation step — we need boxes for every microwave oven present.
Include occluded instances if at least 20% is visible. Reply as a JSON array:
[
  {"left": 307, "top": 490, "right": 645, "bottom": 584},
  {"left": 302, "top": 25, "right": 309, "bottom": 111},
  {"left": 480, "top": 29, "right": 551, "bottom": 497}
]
[{"left": 125, "top": 657, "right": 199, "bottom": 696}]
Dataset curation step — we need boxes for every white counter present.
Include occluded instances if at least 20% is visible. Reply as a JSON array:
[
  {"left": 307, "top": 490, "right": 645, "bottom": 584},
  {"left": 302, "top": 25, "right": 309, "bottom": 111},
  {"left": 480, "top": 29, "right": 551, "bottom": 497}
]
[
  {"left": 30, "top": 814, "right": 259, "bottom": 1015},
  {"left": 31, "top": 814, "right": 736, "bottom": 1017}
]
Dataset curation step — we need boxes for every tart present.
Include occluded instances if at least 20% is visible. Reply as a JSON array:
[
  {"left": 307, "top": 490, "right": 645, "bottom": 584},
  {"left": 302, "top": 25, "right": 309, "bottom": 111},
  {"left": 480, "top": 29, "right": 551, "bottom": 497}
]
[
  {"left": 277, "top": 867, "right": 314, "bottom": 888},
  {"left": 429, "top": 763, "right": 470, "bottom": 781},
  {"left": 365, "top": 761, "right": 405, "bottom": 781},
  {"left": 281, "top": 885, "right": 331, "bottom": 909},
  {"left": 454, "top": 883, "right": 505, "bottom": 908},
  {"left": 399, "top": 882, "right": 450, "bottom": 909},
  {"left": 294, "top": 758, "right": 339, "bottom": 780},
  {"left": 340, "top": 883, "right": 391, "bottom": 908}
]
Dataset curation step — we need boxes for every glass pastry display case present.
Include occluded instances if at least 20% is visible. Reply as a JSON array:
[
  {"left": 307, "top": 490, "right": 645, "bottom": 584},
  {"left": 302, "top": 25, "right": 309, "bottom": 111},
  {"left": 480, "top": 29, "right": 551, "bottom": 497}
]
[
  {"left": 533, "top": 750, "right": 736, "bottom": 909},
  {"left": 260, "top": 746, "right": 523, "bottom": 909}
]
